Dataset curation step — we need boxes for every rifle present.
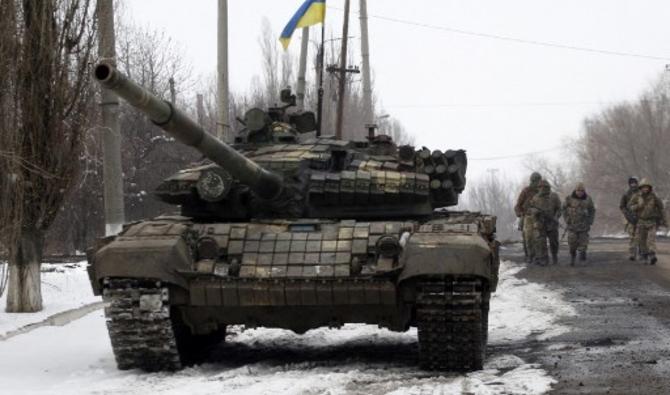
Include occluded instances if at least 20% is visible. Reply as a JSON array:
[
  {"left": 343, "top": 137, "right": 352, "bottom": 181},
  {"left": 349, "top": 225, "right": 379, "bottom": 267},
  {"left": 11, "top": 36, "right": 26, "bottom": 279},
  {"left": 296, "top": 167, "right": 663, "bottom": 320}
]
[
  {"left": 529, "top": 204, "right": 563, "bottom": 230},
  {"left": 622, "top": 209, "right": 638, "bottom": 226}
]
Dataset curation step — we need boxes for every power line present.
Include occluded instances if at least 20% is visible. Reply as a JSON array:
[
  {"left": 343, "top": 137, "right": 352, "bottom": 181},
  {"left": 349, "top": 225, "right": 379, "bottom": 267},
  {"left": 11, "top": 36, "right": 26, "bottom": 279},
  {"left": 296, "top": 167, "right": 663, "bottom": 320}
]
[
  {"left": 385, "top": 101, "right": 612, "bottom": 109},
  {"left": 385, "top": 95, "right": 670, "bottom": 110},
  {"left": 328, "top": 6, "right": 670, "bottom": 62}
]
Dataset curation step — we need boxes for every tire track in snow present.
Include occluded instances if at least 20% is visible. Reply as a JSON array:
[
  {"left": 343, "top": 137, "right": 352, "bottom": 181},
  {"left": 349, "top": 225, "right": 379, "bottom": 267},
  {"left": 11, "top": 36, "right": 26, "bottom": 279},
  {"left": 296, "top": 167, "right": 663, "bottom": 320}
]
[{"left": 0, "top": 301, "right": 105, "bottom": 341}]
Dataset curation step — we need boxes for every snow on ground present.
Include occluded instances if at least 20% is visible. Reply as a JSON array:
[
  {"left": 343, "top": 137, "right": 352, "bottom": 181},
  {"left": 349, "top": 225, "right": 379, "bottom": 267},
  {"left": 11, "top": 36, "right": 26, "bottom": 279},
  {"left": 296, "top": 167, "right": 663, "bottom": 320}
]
[
  {"left": 490, "top": 263, "right": 576, "bottom": 342},
  {"left": 0, "top": 261, "right": 571, "bottom": 395},
  {"left": 0, "top": 262, "right": 101, "bottom": 338}
]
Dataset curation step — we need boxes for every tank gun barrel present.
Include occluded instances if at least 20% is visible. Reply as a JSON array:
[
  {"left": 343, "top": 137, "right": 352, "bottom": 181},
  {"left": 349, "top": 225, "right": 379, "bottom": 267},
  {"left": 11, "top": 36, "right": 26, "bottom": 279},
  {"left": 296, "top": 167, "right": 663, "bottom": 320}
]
[{"left": 94, "top": 62, "right": 283, "bottom": 200}]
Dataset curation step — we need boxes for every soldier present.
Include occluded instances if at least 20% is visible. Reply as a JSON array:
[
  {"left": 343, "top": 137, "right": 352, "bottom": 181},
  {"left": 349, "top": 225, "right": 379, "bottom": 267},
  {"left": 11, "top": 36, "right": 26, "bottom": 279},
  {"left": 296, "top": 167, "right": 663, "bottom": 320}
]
[
  {"left": 620, "top": 177, "right": 640, "bottom": 260},
  {"left": 562, "top": 182, "right": 596, "bottom": 265},
  {"left": 628, "top": 178, "right": 667, "bottom": 265},
  {"left": 528, "top": 180, "right": 562, "bottom": 265},
  {"left": 515, "top": 172, "right": 542, "bottom": 262}
]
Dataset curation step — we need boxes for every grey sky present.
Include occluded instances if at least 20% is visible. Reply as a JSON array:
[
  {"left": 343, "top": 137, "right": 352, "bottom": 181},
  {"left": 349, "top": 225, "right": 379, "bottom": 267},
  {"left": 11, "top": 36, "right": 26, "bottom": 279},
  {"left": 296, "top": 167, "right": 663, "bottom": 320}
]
[{"left": 124, "top": 0, "right": 670, "bottom": 180}]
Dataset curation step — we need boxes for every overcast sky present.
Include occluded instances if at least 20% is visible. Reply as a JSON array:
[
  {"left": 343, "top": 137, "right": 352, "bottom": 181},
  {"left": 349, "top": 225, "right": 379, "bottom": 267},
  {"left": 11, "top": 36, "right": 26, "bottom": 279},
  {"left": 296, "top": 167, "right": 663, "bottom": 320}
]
[{"left": 123, "top": 0, "right": 670, "bottom": 181}]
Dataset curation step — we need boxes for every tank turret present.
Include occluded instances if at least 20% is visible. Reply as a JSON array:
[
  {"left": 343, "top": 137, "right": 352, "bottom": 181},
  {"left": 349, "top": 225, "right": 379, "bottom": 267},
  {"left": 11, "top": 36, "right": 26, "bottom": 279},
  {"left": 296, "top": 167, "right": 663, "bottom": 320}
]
[{"left": 95, "top": 62, "right": 470, "bottom": 221}]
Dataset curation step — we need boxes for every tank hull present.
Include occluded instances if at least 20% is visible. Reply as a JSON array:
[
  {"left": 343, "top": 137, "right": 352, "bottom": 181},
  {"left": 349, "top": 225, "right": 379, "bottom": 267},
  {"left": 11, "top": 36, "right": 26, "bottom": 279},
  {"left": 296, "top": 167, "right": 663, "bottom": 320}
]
[{"left": 89, "top": 212, "right": 498, "bottom": 371}]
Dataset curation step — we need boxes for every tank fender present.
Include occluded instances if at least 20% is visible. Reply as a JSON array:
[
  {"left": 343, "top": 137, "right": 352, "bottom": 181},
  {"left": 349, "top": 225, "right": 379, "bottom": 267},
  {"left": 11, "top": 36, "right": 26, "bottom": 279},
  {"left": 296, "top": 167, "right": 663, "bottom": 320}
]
[
  {"left": 398, "top": 232, "right": 495, "bottom": 286},
  {"left": 90, "top": 224, "right": 194, "bottom": 291}
]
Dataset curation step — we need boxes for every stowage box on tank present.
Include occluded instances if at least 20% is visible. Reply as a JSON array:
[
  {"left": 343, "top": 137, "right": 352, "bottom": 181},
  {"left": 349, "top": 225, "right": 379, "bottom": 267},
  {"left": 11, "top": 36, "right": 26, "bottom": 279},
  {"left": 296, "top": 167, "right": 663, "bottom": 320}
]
[{"left": 88, "top": 62, "right": 500, "bottom": 372}]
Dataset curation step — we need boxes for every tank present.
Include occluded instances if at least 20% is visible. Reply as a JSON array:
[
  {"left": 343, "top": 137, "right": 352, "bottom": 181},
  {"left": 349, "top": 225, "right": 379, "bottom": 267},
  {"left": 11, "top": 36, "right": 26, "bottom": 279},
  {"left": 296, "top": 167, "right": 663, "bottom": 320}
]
[{"left": 88, "top": 62, "right": 500, "bottom": 372}]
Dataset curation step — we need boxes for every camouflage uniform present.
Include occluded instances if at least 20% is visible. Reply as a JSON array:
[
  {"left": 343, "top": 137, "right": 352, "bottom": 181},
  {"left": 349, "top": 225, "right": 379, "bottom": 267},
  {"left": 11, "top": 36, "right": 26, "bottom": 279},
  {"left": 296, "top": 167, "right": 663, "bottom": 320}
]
[
  {"left": 628, "top": 178, "right": 666, "bottom": 265},
  {"left": 620, "top": 177, "right": 639, "bottom": 260},
  {"left": 528, "top": 180, "right": 562, "bottom": 265},
  {"left": 562, "top": 183, "right": 595, "bottom": 265},
  {"left": 515, "top": 172, "right": 542, "bottom": 262}
]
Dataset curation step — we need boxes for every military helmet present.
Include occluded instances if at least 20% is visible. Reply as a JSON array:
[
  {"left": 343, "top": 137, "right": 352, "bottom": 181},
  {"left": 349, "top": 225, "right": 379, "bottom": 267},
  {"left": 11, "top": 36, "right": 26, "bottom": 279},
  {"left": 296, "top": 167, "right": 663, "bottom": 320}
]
[
  {"left": 530, "top": 172, "right": 542, "bottom": 183},
  {"left": 628, "top": 176, "right": 639, "bottom": 185},
  {"left": 639, "top": 178, "right": 652, "bottom": 188},
  {"left": 538, "top": 179, "right": 551, "bottom": 189},
  {"left": 575, "top": 182, "right": 585, "bottom": 191}
]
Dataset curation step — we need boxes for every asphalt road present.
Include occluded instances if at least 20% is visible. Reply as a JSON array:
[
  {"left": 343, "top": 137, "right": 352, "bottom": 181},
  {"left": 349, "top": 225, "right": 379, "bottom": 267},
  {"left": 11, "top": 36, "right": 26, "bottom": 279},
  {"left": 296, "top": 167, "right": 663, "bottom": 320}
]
[{"left": 501, "top": 237, "right": 670, "bottom": 395}]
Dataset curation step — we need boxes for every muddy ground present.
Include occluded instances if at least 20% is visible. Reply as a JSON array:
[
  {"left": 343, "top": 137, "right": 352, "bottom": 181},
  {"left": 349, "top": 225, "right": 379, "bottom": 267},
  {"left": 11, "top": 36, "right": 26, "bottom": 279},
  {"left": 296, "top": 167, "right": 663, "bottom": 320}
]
[{"left": 502, "top": 237, "right": 670, "bottom": 395}]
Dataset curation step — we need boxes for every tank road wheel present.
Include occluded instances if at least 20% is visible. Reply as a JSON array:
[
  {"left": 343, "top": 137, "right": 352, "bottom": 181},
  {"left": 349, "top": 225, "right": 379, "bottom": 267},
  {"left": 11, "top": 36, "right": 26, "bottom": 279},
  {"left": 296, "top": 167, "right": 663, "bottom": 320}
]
[
  {"left": 102, "top": 278, "right": 182, "bottom": 372},
  {"left": 416, "top": 278, "right": 485, "bottom": 371}
]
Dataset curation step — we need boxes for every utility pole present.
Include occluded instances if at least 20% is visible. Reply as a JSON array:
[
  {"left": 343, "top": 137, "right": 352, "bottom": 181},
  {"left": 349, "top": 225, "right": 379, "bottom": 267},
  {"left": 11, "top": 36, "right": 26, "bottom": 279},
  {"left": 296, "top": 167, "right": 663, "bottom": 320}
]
[
  {"left": 359, "top": 0, "right": 373, "bottom": 136},
  {"left": 296, "top": 27, "right": 309, "bottom": 110},
  {"left": 316, "top": 23, "right": 325, "bottom": 136},
  {"left": 335, "top": 0, "right": 351, "bottom": 139},
  {"left": 96, "top": 0, "right": 125, "bottom": 236},
  {"left": 217, "top": 0, "right": 230, "bottom": 141}
]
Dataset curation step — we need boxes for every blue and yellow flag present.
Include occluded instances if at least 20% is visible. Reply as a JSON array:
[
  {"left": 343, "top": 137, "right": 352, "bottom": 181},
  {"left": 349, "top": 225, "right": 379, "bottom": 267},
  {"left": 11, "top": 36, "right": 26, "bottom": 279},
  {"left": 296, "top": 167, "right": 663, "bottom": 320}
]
[{"left": 279, "top": 0, "right": 326, "bottom": 50}]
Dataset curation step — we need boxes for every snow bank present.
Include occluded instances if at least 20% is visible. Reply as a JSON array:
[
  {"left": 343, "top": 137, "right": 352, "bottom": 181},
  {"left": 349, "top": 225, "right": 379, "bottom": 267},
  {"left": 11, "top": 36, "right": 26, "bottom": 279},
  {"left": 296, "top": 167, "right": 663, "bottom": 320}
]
[{"left": 0, "top": 262, "right": 101, "bottom": 337}]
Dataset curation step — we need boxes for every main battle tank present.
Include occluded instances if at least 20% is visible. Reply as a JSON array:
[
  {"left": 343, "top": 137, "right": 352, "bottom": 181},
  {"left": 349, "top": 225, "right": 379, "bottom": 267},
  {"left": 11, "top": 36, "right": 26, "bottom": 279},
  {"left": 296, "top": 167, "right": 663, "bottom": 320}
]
[{"left": 88, "top": 62, "right": 500, "bottom": 372}]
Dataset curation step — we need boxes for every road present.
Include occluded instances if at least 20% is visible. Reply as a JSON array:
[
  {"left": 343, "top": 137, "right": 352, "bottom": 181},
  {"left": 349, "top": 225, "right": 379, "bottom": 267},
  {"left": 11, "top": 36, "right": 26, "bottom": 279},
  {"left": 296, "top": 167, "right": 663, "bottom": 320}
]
[{"left": 502, "top": 237, "right": 670, "bottom": 395}]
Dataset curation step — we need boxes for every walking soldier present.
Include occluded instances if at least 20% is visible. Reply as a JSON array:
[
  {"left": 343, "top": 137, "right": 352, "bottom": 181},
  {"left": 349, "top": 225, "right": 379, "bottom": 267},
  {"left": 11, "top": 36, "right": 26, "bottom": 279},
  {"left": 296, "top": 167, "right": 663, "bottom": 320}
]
[
  {"left": 528, "top": 180, "right": 562, "bottom": 265},
  {"left": 628, "top": 178, "right": 667, "bottom": 265},
  {"left": 620, "top": 177, "right": 640, "bottom": 260},
  {"left": 562, "top": 182, "right": 596, "bottom": 265},
  {"left": 515, "top": 172, "right": 542, "bottom": 263}
]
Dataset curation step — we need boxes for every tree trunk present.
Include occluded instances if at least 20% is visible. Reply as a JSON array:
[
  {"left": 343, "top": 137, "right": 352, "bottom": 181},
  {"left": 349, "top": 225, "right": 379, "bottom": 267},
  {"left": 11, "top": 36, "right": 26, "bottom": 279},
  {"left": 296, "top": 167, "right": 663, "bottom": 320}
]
[{"left": 6, "top": 230, "right": 44, "bottom": 312}]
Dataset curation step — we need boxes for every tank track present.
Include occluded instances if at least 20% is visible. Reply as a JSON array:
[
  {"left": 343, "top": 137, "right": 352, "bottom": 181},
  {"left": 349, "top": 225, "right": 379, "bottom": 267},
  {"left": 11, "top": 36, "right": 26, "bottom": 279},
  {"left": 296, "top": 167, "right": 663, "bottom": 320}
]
[
  {"left": 102, "top": 278, "right": 182, "bottom": 372},
  {"left": 417, "top": 278, "right": 485, "bottom": 371}
]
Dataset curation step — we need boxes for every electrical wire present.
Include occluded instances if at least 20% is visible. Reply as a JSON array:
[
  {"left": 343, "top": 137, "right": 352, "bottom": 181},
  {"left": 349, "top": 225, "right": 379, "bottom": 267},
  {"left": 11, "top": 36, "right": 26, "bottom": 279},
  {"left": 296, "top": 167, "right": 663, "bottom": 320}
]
[
  {"left": 328, "top": 5, "right": 670, "bottom": 62},
  {"left": 385, "top": 101, "right": 612, "bottom": 109}
]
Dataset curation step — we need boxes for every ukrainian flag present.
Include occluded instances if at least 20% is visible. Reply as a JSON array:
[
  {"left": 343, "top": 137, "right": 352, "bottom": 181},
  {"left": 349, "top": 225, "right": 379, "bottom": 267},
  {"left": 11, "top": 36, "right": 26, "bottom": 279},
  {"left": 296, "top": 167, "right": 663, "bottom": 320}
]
[{"left": 279, "top": 0, "right": 326, "bottom": 50}]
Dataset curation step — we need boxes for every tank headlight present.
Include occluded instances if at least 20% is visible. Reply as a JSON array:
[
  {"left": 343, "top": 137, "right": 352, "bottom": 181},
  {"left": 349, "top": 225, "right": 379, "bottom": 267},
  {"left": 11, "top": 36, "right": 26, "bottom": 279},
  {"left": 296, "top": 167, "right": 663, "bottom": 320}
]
[
  {"left": 196, "top": 168, "right": 232, "bottom": 202},
  {"left": 376, "top": 235, "right": 402, "bottom": 257},
  {"left": 196, "top": 236, "right": 220, "bottom": 260}
]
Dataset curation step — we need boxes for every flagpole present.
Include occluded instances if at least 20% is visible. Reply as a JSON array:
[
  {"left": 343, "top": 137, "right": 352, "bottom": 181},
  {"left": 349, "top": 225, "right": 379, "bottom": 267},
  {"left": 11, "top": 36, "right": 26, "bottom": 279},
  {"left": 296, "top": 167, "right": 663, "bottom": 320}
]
[
  {"left": 335, "top": 0, "right": 351, "bottom": 140},
  {"left": 296, "top": 27, "right": 309, "bottom": 110},
  {"left": 316, "top": 11, "right": 326, "bottom": 137}
]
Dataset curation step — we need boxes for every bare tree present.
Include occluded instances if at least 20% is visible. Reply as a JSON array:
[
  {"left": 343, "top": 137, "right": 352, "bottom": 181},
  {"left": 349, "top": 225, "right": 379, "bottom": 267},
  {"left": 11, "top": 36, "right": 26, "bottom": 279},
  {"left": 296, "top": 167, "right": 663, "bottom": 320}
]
[
  {"left": 48, "top": 11, "right": 199, "bottom": 254},
  {"left": 0, "top": 0, "right": 96, "bottom": 312},
  {"left": 575, "top": 75, "right": 670, "bottom": 233},
  {"left": 463, "top": 171, "right": 520, "bottom": 242}
]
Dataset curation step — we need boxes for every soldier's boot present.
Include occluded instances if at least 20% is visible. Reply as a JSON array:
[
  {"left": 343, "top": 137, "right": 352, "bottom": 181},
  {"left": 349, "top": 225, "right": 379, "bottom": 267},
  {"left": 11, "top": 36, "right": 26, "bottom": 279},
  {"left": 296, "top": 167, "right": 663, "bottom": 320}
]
[
  {"left": 629, "top": 254, "right": 636, "bottom": 261},
  {"left": 641, "top": 254, "right": 648, "bottom": 265},
  {"left": 579, "top": 250, "right": 587, "bottom": 262},
  {"left": 551, "top": 253, "right": 558, "bottom": 265},
  {"left": 650, "top": 253, "right": 657, "bottom": 265},
  {"left": 570, "top": 253, "right": 576, "bottom": 266}
]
